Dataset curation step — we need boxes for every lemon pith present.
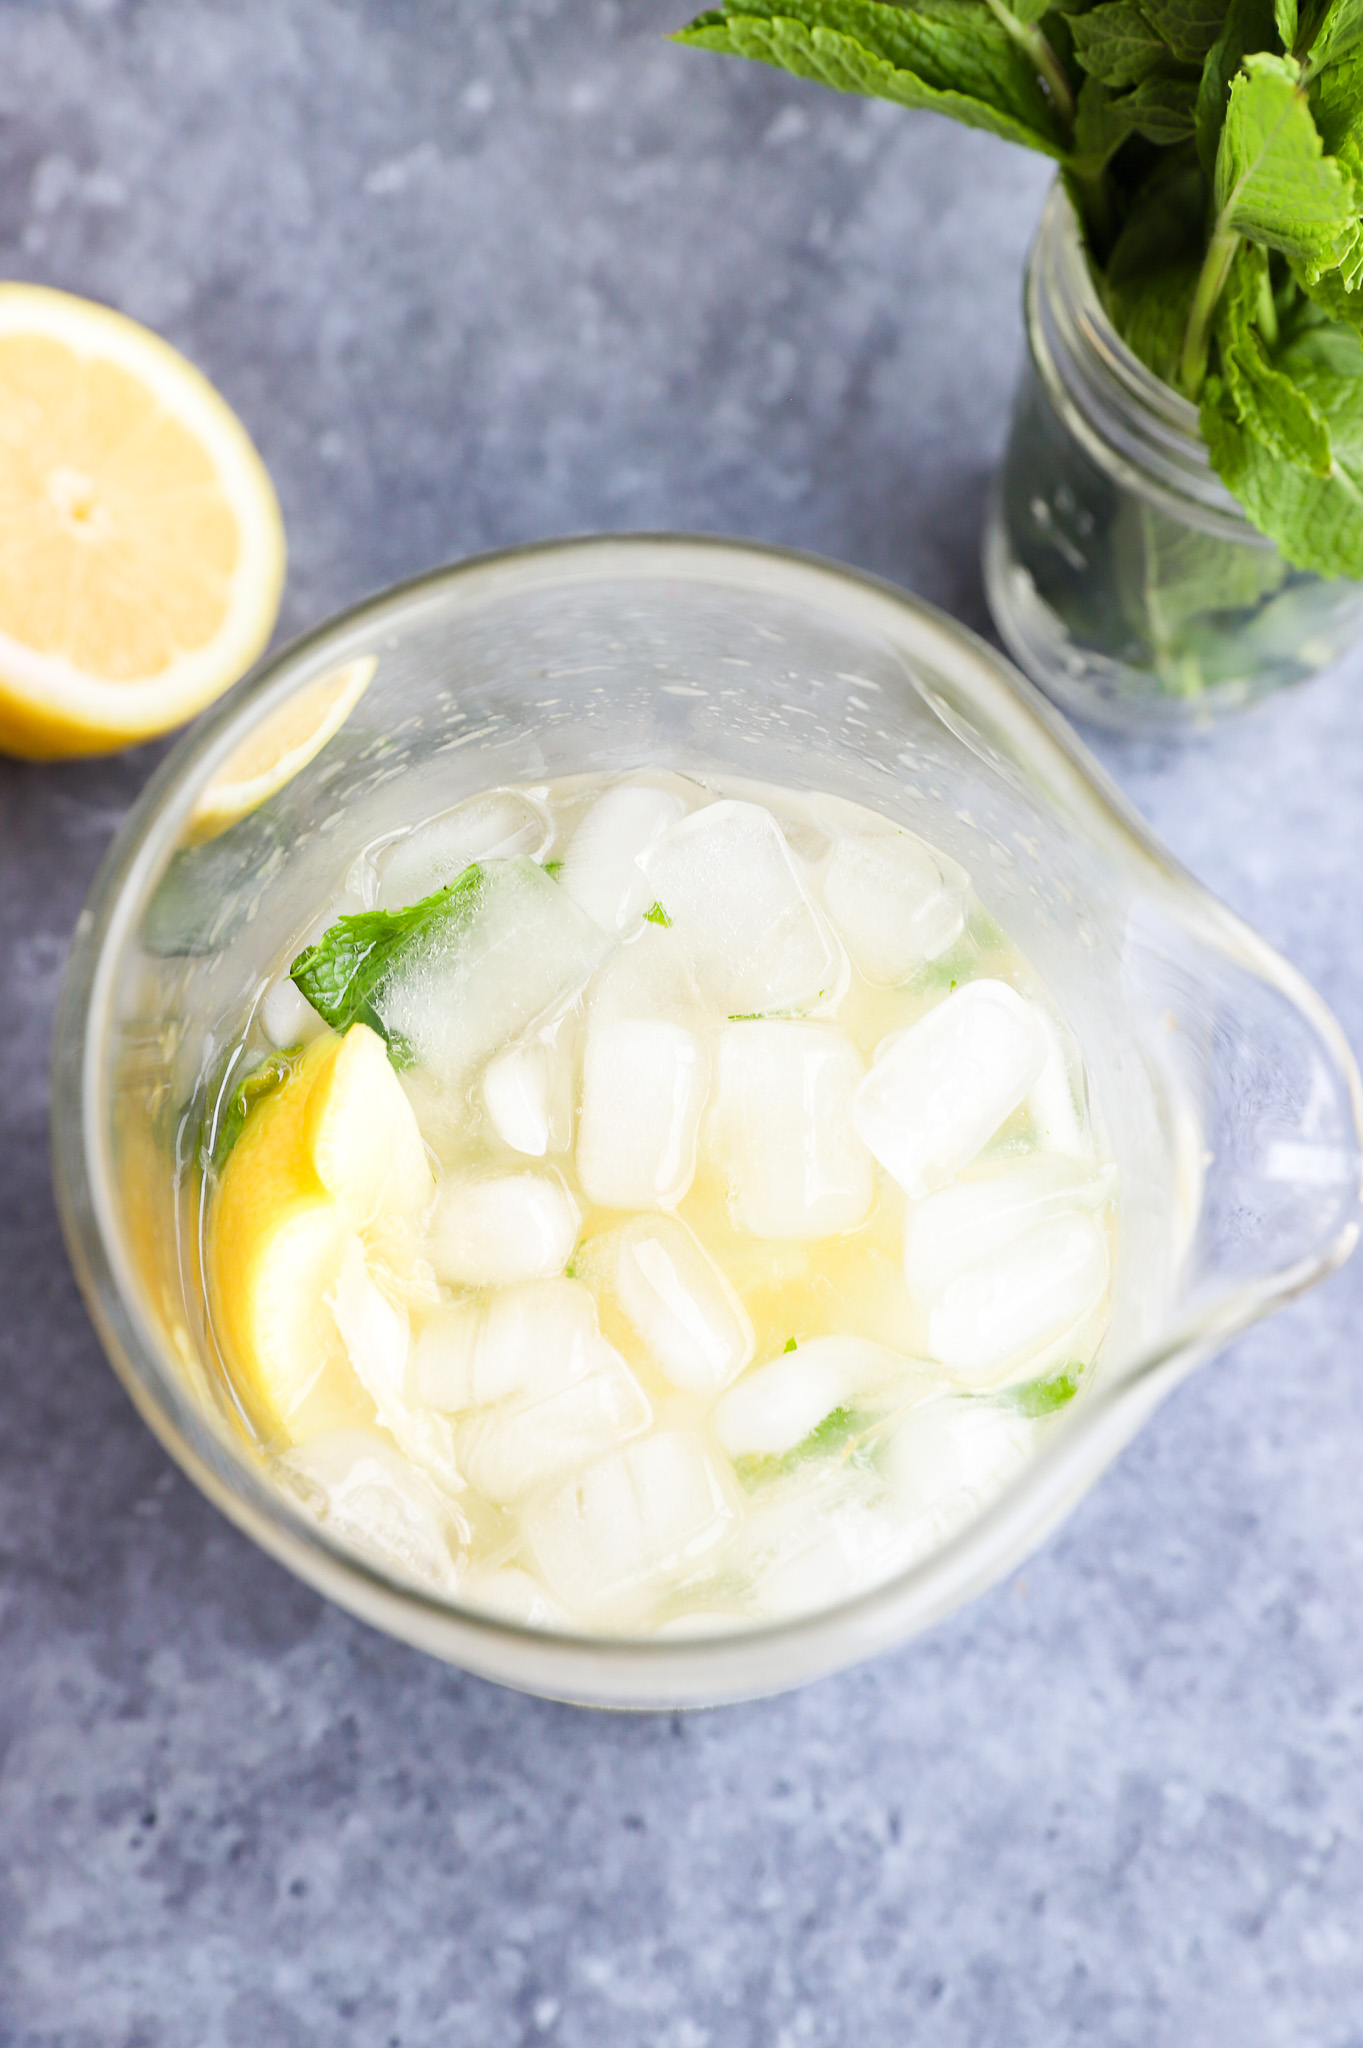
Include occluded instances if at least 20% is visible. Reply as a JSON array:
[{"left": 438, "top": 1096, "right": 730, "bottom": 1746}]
[{"left": 0, "top": 283, "right": 285, "bottom": 759}]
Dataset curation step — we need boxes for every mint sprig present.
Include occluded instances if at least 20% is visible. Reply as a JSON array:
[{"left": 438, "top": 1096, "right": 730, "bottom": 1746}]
[
  {"left": 289, "top": 863, "right": 484, "bottom": 1060},
  {"left": 677, "top": 0, "right": 1363, "bottom": 580}
]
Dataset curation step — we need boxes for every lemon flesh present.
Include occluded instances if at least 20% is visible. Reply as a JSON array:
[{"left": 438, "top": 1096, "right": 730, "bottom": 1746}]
[
  {"left": 0, "top": 284, "right": 285, "bottom": 759},
  {"left": 208, "top": 1025, "right": 432, "bottom": 1439}
]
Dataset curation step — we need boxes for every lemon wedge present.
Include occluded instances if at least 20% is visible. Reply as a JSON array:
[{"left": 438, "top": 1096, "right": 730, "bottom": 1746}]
[
  {"left": 0, "top": 283, "right": 285, "bottom": 759},
  {"left": 187, "top": 654, "right": 375, "bottom": 843},
  {"left": 208, "top": 1024, "right": 432, "bottom": 1439}
]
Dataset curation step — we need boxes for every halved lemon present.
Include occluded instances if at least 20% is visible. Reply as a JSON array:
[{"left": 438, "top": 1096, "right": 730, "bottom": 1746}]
[{"left": 0, "top": 283, "right": 286, "bottom": 759}]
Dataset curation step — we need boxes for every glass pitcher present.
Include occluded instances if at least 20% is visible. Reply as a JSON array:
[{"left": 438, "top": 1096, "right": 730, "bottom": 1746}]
[{"left": 50, "top": 535, "right": 1363, "bottom": 1707}]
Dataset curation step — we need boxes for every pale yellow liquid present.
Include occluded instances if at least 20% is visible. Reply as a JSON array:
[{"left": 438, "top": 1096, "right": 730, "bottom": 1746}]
[{"left": 211, "top": 770, "right": 1114, "bottom": 1634}]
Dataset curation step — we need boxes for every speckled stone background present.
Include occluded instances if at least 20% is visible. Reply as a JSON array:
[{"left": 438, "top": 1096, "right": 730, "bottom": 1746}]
[{"left": 4, "top": 4, "right": 1363, "bottom": 2043}]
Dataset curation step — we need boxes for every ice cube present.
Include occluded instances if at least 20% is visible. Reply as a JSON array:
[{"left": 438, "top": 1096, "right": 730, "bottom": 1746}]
[
  {"left": 879, "top": 1398, "right": 1031, "bottom": 1522},
  {"left": 706, "top": 1020, "right": 873, "bottom": 1239},
  {"left": 378, "top": 858, "right": 613, "bottom": 1092},
  {"left": 852, "top": 979, "right": 1048, "bottom": 1198},
  {"left": 732, "top": 1460, "right": 912, "bottom": 1621},
  {"left": 457, "top": 1346, "right": 650, "bottom": 1504},
  {"left": 412, "top": 1278, "right": 650, "bottom": 1503},
  {"left": 558, "top": 783, "right": 686, "bottom": 932},
  {"left": 481, "top": 1034, "right": 574, "bottom": 1158},
  {"left": 376, "top": 790, "right": 549, "bottom": 909},
  {"left": 524, "top": 1431, "right": 736, "bottom": 1618},
  {"left": 426, "top": 1172, "right": 579, "bottom": 1286},
  {"left": 925, "top": 1210, "right": 1109, "bottom": 1381},
  {"left": 458, "top": 1563, "right": 569, "bottom": 1630},
  {"left": 577, "top": 1019, "right": 709, "bottom": 1210},
  {"left": 282, "top": 1429, "right": 464, "bottom": 1593},
  {"left": 577, "top": 1213, "right": 754, "bottom": 1395},
  {"left": 903, "top": 1156, "right": 1114, "bottom": 1301},
  {"left": 328, "top": 1236, "right": 461, "bottom": 1491},
  {"left": 412, "top": 1277, "right": 603, "bottom": 1410},
  {"left": 821, "top": 829, "right": 968, "bottom": 985},
  {"left": 259, "top": 972, "right": 325, "bottom": 1049},
  {"left": 640, "top": 800, "right": 840, "bottom": 1014},
  {"left": 713, "top": 1334, "right": 924, "bottom": 1461},
  {"left": 584, "top": 922, "right": 706, "bottom": 1032},
  {"left": 1026, "top": 1008, "right": 1095, "bottom": 1160}
]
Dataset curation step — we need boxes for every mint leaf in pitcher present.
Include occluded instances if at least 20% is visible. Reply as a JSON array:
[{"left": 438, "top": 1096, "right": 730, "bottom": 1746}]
[{"left": 291, "top": 857, "right": 613, "bottom": 1084}]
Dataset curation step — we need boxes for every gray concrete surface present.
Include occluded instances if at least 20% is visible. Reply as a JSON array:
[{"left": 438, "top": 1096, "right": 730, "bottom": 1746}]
[{"left": 3, "top": 4, "right": 1363, "bottom": 2043}]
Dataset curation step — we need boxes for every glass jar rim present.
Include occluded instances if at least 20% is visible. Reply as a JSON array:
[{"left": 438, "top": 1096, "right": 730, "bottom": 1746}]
[{"left": 1028, "top": 181, "right": 1267, "bottom": 545}]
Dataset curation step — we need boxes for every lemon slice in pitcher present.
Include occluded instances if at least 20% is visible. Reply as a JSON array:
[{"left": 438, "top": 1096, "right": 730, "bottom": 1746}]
[
  {"left": 187, "top": 655, "right": 376, "bottom": 842},
  {"left": 0, "top": 284, "right": 285, "bottom": 759}
]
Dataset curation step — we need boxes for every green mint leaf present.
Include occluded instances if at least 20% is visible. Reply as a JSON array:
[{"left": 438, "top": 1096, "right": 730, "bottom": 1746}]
[
  {"left": 1294, "top": 254, "right": 1363, "bottom": 325},
  {"left": 543, "top": 858, "right": 564, "bottom": 878},
  {"left": 1308, "top": 47, "right": 1363, "bottom": 230},
  {"left": 644, "top": 899, "right": 672, "bottom": 926},
  {"left": 1112, "top": 496, "right": 1288, "bottom": 666},
  {"left": 1070, "top": 2, "right": 1171, "bottom": 86},
  {"left": 799, "top": 1403, "right": 862, "bottom": 1455},
  {"left": 1215, "top": 52, "right": 1359, "bottom": 280},
  {"left": 1275, "top": 289, "right": 1363, "bottom": 495},
  {"left": 1306, "top": 0, "right": 1363, "bottom": 69},
  {"left": 1067, "top": 74, "right": 1136, "bottom": 172},
  {"left": 1197, "top": 0, "right": 1280, "bottom": 176},
  {"left": 734, "top": 1403, "right": 869, "bottom": 1488},
  {"left": 1215, "top": 243, "right": 1335, "bottom": 469},
  {"left": 1103, "top": 154, "right": 1207, "bottom": 381},
  {"left": 1142, "top": 0, "right": 1232, "bottom": 62},
  {"left": 675, "top": 1, "right": 1071, "bottom": 154},
  {"left": 1008, "top": 1363, "right": 1085, "bottom": 1416},
  {"left": 143, "top": 820, "right": 289, "bottom": 960},
  {"left": 209, "top": 1047, "right": 303, "bottom": 1171},
  {"left": 1280, "top": 285, "right": 1363, "bottom": 365},
  {"left": 1008, "top": 0, "right": 1059, "bottom": 26},
  {"left": 290, "top": 864, "right": 484, "bottom": 1056},
  {"left": 1276, "top": 0, "right": 1300, "bottom": 47},
  {"left": 1202, "top": 370, "right": 1363, "bottom": 576},
  {"left": 783, "top": 1335, "right": 799, "bottom": 1352},
  {"left": 1110, "top": 69, "right": 1202, "bottom": 143},
  {"left": 291, "top": 857, "right": 613, "bottom": 1084},
  {"left": 1109, "top": 259, "right": 1205, "bottom": 382}
]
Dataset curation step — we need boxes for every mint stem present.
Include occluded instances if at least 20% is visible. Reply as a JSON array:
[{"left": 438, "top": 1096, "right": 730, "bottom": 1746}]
[
  {"left": 1181, "top": 222, "right": 1241, "bottom": 398},
  {"left": 1257, "top": 259, "right": 1279, "bottom": 345},
  {"left": 983, "top": 0, "right": 1075, "bottom": 132}
]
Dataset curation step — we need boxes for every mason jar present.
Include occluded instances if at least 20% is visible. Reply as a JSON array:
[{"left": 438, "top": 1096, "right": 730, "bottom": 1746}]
[{"left": 983, "top": 181, "right": 1363, "bottom": 731}]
